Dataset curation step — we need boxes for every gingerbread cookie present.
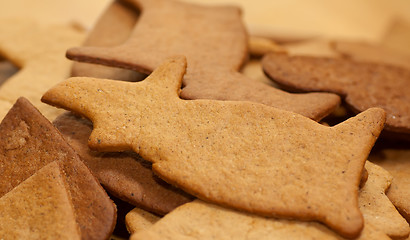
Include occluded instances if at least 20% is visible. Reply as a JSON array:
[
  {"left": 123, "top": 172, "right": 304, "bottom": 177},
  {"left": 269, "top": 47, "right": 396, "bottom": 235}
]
[
  {"left": 66, "top": 0, "right": 340, "bottom": 121},
  {"left": 53, "top": 112, "right": 193, "bottom": 215},
  {"left": 0, "top": 18, "right": 84, "bottom": 120},
  {"left": 42, "top": 56, "right": 386, "bottom": 238},
  {"left": 370, "top": 145, "right": 410, "bottom": 223},
  {"left": 0, "top": 161, "right": 80, "bottom": 239},
  {"left": 125, "top": 207, "right": 160, "bottom": 235},
  {"left": 262, "top": 52, "right": 410, "bottom": 136},
  {"left": 130, "top": 199, "right": 390, "bottom": 240},
  {"left": 71, "top": 0, "right": 146, "bottom": 82},
  {"left": 0, "top": 97, "right": 116, "bottom": 240},
  {"left": 130, "top": 162, "right": 405, "bottom": 239},
  {"left": 359, "top": 161, "right": 410, "bottom": 238}
]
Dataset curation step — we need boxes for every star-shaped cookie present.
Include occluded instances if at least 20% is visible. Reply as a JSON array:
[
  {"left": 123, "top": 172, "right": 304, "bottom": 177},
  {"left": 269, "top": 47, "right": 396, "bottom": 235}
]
[
  {"left": 42, "top": 56, "right": 386, "bottom": 238},
  {"left": 66, "top": 0, "right": 340, "bottom": 121}
]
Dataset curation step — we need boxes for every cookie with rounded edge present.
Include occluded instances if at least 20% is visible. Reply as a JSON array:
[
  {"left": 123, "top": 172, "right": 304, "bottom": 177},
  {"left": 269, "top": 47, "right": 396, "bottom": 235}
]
[
  {"left": 66, "top": 0, "right": 340, "bottom": 121},
  {"left": 42, "top": 56, "right": 386, "bottom": 238},
  {"left": 53, "top": 112, "right": 194, "bottom": 215},
  {"left": 262, "top": 52, "right": 410, "bottom": 136},
  {"left": 0, "top": 18, "right": 84, "bottom": 120},
  {"left": 0, "top": 161, "right": 80, "bottom": 239},
  {"left": 0, "top": 97, "right": 116, "bottom": 240},
  {"left": 125, "top": 207, "right": 160, "bottom": 235}
]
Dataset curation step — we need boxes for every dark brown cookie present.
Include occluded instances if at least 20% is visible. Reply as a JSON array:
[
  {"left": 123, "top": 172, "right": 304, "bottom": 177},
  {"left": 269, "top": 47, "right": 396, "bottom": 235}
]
[
  {"left": 71, "top": 0, "right": 146, "bottom": 82},
  {"left": 53, "top": 112, "right": 193, "bottom": 215},
  {"left": 0, "top": 97, "right": 116, "bottom": 240},
  {"left": 262, "top": 52, "right": 410, "bottom": 137},
  {"left": 66, "top": 0, "right": 340, "bottom": 121}
]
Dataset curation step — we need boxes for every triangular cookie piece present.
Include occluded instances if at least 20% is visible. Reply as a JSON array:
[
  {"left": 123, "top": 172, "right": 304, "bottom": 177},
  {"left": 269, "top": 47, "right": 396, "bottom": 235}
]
[
  {"left": 42, "top": 56, "right": 386, "bottom": 238},
  {"left": 0, "top": 161, "right": 80, "bottom": 239},
  {"left": 66, "top": 0, "right": 340, "bottom": 121},
  {"left": 0, "top": 97, "right": 116, "bottom": 240},
  {"left": 54, "top": 112, "right": 193, "bottom": 215}
]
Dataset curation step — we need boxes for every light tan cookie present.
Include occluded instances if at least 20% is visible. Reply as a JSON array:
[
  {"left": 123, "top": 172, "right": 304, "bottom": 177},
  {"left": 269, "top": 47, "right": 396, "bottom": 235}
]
[
  {"left": 370, "top": 146, "right": 410, "bottom": 223},
  {"left": 248, "top": 36, "right": 286, "bottom": 57},
  {"left": 125, "top": 207, "right": 160, "bottom": 235},
  {"left": 0, "top": 18, "right": 84, "bottom": 120},
  {"left": 0, "top": 97, "right": 116, "bottom": 240},
  {"left": 53, "top": 112, "right": 193, "bottom": 215},
  {"left": 241, "top": 58, "right": 279, "bottom": 87},
  {"left": 72, "top": 0, "right": 146, "bottom": 81},
  {"left": 42, "top": 56, "right": 386, "bottom": 238},
  {"left": 262, "top": 52, "right": 410, "bottom": 137},
  {"left": 0, "top": 161, "right": 80, "bottom": 239},
  {"left": 359, "top": 161, "right": 409, "bottom": 239},
  {"left": 130, "top": 200, "right": 389, "bottom": 240},
  {"left": 332, "top": 41, "right": 410, "bottom": 70},
  {"left": 66, "top": 0, "right": 340, "bottom": 121}
]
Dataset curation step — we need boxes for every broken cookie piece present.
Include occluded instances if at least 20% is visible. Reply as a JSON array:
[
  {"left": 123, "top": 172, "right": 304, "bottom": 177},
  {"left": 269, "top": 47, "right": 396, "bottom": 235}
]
[
  {"left": 0, "top": 161, "right": 81, "bottom": 239},
  {"left": 0, "top": 97, "right": 116, "bottom": 240}
]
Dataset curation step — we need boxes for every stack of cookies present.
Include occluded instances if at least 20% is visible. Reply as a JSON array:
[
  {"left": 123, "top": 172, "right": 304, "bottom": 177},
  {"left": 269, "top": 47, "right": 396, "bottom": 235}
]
[{"left": 0, "top": 0, "right": 409, "bottom": 239}]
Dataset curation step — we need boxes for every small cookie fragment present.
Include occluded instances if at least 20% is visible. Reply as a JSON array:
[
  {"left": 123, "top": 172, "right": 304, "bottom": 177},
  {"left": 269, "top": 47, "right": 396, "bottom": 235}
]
[
  {"left": 66, "top": 0, "right": 340, "bottom": 121},
  {"left": 0, "top": 97, "right": 116, "bottom": 240},
  {"left": 42, "top": 56, "right": 386, "bottom": 238},
  {"left": 125, "top": 207, "right": 160, "bottom": 235},
  {"left": 359, "top": 161, "right": 410, "bottom": 239},
  {"left": 0, "top": 161, "right": 80, "bottom": 239},
  {"left": 370, "top": 147, "right": 410, "bottom": 223},
  {"left": 262, "top": 52, "right": 410, "bottom": 136},
  {"left": 248, "top": 36, "right": 286, "bottom": 57},
  {"left": 53, "top": 112, "right": 194, "bottom": 215}
]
